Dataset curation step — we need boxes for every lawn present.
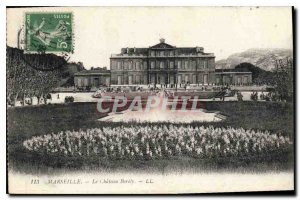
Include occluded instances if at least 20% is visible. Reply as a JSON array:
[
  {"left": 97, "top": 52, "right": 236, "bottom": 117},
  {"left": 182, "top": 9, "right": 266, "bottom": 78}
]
[{"left": 7, "top": 101, "right": 294, "bottom": 173}]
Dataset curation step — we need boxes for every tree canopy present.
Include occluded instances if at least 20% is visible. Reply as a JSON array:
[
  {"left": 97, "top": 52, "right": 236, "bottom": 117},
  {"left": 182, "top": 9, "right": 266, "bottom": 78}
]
[{"left": 7, "top": 46, "right": 68, "bottom": 105}]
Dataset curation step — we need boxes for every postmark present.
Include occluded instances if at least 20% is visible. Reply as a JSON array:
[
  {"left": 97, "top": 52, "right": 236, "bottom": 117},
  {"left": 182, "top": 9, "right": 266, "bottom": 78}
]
[{"left": 25, "top": 12, "right": 73, "bottom": 53}]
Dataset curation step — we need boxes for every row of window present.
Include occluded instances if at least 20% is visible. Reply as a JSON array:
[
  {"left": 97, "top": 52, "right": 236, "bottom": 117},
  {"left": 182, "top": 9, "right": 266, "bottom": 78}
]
[
  {"left": 115, "top": 74, "right": 211, "bottom": 85},
  {"left": 117, "top": 75, "right": 148, "bottom": 85},
  {"left": 150, "top": 51, "right": 175, "bottom": 56},
  {"left": 113, "top": 60, "right": 210, "bottom": 70},
  {"left": 150, "top": 60, "right": 208, "bottom": 69},
  {"left": 115, "top": 61, "right": 146, "bottom": 70},
  {"left": 216, "top": 75, "right": 251, "bottom": 84},
  {"left": 148, "top": 51, "right": 202, "bottom": 57},
  {"left": 76, "top": 77, "right": 110, "bottom": 87}
]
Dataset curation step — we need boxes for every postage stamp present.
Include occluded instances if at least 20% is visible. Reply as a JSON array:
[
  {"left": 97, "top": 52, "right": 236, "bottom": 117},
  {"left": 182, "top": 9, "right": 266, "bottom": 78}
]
[{"left": 25, "top": 12, "right": 73, "bottom": 53}]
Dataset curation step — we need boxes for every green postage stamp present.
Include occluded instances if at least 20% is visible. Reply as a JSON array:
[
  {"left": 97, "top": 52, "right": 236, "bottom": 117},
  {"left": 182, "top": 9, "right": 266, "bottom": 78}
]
[{"left": 25, "top": 12, "right": 73, "bottom": 53}]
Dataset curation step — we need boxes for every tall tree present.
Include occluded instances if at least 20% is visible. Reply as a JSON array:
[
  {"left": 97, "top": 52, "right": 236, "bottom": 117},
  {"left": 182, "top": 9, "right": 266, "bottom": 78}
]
[
  {"left": 7, "top": 47, "right": 67, "bottom": 106},
  {"left": 273, "top": 57, "right": 293, "bottom": 102}
]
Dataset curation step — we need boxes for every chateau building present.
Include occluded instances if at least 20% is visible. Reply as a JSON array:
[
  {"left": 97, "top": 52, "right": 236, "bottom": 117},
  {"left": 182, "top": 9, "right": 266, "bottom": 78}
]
[
  {"left": 74, "top": 39, "right": 252, "bottom": 89},
  {"left": 215, "top": 69, "right": 252, "bottom": 85},
  {"left": 110, "top": 39, "right": 216, "bottom": 86}
]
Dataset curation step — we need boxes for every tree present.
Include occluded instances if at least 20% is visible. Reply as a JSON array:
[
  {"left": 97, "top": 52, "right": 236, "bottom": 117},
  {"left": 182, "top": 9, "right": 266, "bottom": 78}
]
[
  {"left": 7, "top": 46, "right": 67, "bottom": 106},
  {"left": 60, "top": 62, "right": 86, "bottom": 87},
  {"left": 273, "top": 58, "right": 293, "bottom": 102}
]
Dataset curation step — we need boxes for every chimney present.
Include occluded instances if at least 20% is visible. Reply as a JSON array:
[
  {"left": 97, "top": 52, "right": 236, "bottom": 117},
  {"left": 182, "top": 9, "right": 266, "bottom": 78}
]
[{"left": 196, "top": 46, "right": 204, "bottom": 53}]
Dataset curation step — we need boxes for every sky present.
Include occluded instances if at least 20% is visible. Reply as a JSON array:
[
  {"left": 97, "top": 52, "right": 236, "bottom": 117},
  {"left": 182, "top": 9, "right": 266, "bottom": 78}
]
[{"left": 7, "top": 7, "right": 293, "bottom": 69}]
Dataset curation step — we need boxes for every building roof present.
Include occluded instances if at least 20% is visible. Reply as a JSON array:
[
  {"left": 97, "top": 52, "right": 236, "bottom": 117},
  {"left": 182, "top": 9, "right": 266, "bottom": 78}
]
[
  {"left": 120, "top": 48, "right": 148, "bottom": 55},
  {"left": 111, "top": 39, "right": 214, "bottom": 57},
  {"left": 74, "top": 69, "right": 110, "bottom": 76},
  {"left": 150, "top": 41, "right": 175, "bottom": 49}
]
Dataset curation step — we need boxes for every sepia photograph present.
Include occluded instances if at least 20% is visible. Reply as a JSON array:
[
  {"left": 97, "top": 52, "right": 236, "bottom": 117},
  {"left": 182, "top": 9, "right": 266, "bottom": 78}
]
[{"left": 6, "top": 6, "right": 294, "bottom": 194}]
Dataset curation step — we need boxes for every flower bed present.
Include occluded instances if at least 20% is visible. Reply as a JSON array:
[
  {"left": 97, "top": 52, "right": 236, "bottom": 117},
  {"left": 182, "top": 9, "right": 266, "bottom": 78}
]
[{"left": 23, "top": 125, "right": 292, "bottom": 161}]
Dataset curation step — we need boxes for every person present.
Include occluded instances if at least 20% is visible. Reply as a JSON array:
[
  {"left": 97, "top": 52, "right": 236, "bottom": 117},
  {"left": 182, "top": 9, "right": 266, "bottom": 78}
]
[
  {"left": 57, "top": 94, "right": 60, "bottom": 99},
  {"left": 237, "top": 91, "right": 243, "bottom": 101},
  {"left": 226, "top": 88, "right": 230, "bottom": 95},
  {"left": 260, "top": 92, "right": 265, "bottom": 100}
]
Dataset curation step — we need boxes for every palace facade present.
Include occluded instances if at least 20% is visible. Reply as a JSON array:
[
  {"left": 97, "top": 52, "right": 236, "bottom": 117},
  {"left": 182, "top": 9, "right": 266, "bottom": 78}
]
[
  {"left": 110, "top": 39, "right": 217, "bottom": 86},
  {"left": 74, "top": 39, "right": 252, "bottom": 89}
]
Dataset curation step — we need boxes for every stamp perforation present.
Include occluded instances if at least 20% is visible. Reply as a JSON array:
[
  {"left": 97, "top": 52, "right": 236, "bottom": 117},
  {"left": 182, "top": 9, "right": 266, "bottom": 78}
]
[{"left": 23, "top": 11, "right": 74, "bottom": 55}]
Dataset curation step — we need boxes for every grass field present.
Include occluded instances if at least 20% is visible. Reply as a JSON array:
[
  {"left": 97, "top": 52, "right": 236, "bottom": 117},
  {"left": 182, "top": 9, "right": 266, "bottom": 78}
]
[{"left": 7, "top": 101, "right": 294, "bottom": 173}]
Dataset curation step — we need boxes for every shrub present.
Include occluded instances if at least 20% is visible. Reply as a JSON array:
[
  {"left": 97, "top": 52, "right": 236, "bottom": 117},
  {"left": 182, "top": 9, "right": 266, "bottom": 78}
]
[
  {"left": 271, "top": 94, "right": 278, "bottom": 102},
  {"left": 250, "top": 92, "right": 258, "bottom": 101},
  {"left": 237, "top": 92, "right": 243, "bottom": 101},
  {"left": 25, "top": 99, "right": 32, "bottom": 105},
  {"left": 260, "top": 93, "right": 265, "bottom": 100},
  {"left": 46, "top": 93, "right": 52, "bottom": 99},
  {"left": 260, "top": 93, "right": 271, "bottom": 101},
  {"left": 64, "top": 96, "right": 74, "bottom": 103},
  {"left": 265, "top": 96, "right": 270, "bottom": 101},
  {"left": 86, "top": 86, "right": 91, "bottom": 92}
]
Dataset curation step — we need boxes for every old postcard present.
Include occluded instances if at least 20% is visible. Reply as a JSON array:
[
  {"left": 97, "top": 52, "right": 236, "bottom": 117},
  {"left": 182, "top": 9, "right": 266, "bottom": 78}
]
[{"left": 6, "top": 6, "right": 294, "bottom": 194}]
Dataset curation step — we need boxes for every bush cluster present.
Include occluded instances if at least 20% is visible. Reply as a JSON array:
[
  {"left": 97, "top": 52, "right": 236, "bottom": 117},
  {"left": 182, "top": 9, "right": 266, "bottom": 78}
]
[{"left": 64, "top": 96, "right": 74, "bottom": 103}]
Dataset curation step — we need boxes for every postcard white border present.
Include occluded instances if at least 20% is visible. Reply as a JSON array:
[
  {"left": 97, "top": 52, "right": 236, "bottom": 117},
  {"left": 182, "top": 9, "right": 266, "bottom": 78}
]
[{"left": 2, "top": 0, "right": 299, "bottom": 199}]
